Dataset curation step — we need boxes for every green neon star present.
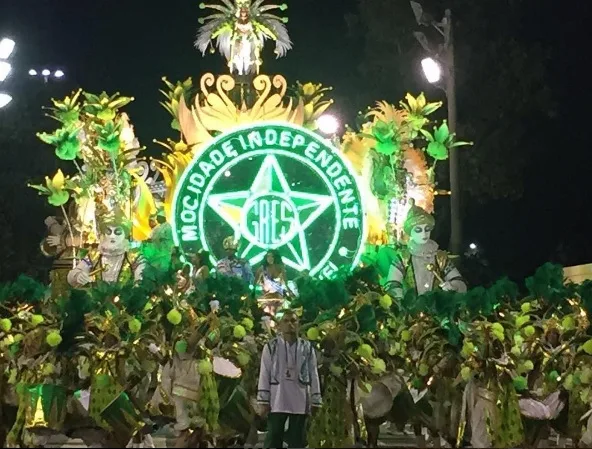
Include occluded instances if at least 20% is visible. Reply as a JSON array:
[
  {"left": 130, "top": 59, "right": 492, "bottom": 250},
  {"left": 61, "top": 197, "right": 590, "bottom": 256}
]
[{"left": 207, "top": 155, "right": 333, "bottom": 271}]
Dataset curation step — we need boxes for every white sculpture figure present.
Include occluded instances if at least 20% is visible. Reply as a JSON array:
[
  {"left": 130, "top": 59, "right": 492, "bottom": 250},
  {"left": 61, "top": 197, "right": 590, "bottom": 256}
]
[
  {"left": 67, "top": 216, "right": 144, "bottom": 287},
  {"left": 383, "top": 200, "right": 467, "bottom": 299},
  {"left": 41, "top": 203, "right": 82, "bottom": 298}
]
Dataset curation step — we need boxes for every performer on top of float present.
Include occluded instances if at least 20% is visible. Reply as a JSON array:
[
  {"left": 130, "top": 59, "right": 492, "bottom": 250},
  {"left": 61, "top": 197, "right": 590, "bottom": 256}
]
[
  {"left": 256, "top": 249, "right": 292, "bottom": 315},
  {"left": 215, "top": 236, "right": 254, "bottom": 284},
  {"left": 67, "top": 214, "right": 145, "bottom": 287},
  {"left": 384, "top": 199, "right": 466, "bottom": 299}
]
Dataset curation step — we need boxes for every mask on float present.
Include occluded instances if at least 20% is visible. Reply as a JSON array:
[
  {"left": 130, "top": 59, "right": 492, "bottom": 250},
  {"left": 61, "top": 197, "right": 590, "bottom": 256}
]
[
  {"left": 98, "top": 219, "right": 130, "bottom": 254},
  {"left": 403, "top": 199, "right": 435, "bottom": 246}
]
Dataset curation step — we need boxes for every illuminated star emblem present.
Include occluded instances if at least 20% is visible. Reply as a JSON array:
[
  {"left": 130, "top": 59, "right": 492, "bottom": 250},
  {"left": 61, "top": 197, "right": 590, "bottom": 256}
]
[{"left": 207, "top": 155, "right": 333, "bottom": 271}]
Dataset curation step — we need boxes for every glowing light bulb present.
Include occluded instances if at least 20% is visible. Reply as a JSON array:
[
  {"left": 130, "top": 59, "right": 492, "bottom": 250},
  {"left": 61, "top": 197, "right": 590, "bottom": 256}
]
[
  {"left": 0, "top": 61, "right": 11, "bottom": 82},
  {"left": 29, "top": 69, "right": 37, "bottom": 76},
  {"left": 54, "top": 70, "right": 64, "bottom": 78},
  {"left": 0, "top": 38, "right": 15, "bottom": 60},
  {"left": 421, "top": 57, "right": 441, "bottom": 83},
  {"left": 41, "top": 69, "right": 51, "bottom": 76},
  {"left": 0, "top": 93, "right": 12, "bottom": 108},
  {"left": 316, "top": 114, "right": 340, "bottom": 135}
]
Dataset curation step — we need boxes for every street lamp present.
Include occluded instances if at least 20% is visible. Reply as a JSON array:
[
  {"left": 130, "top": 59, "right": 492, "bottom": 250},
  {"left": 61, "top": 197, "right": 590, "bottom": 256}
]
[
  {"left": 316, "top": 114, "right": 340, "bottom": 136},
  {"left": 421, "top": 57, "right": 441, "bottom": 83},
  {"left": 0, "top": 93, "right": 12, "bottom": 108},
  {"left": 411, "top": 1, "right": 461, "bottom": 257},
  {"left": 27, "top": 67, "right": 67, "bottom": 83},
  {"left": 0, "top": 61, "right": 11, "bottom": 82},
  {"left": 0, "top": 38, "right": 15, "bottom": 60}
]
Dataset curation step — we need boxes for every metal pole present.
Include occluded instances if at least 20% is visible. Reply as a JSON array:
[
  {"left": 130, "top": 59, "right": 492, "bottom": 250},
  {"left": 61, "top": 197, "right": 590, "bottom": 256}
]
[{"left": 444, "top": 9, "right": 461, "bottom": 256}]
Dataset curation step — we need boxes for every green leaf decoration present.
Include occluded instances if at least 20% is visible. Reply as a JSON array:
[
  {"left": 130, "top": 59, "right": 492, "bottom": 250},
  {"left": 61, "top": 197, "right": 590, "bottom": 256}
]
[
  {"left": 434, "top": 122, "right": 450, "bottom": 143},
  {"left": 83, "top": 91, "right": 133, "bottom": 119},
  {"left": 48, "top": 190, "right": 70, "bottom": 207},
  {"left": 375, "top": 141, "right": 398, "bottom": 156},
  {"left": 55, "top": 136, "right": 81, "bottom": 160},
  {"left": 38, "top": 126, "right": 82, "bottom": 160},
  {"left": 56, "top": 109, "right": 80, "bottom": 126},
  {"left": 95, "top": 121, "right": 122, "bottom": 155},
  {"left": 449, "top": 140, "right": 473, "bottom": 148},
  {"left": 98, "top": 136, "right": 120, "bottom": 154},
  {"left": 97, "top": 108, "right": 116, "bottom": 122},
  {"left": 427, "top": 141, "right": 448, "bottom": 160},
  {"left": 373, "top": 120, "right": 395, "bottom": 141}
]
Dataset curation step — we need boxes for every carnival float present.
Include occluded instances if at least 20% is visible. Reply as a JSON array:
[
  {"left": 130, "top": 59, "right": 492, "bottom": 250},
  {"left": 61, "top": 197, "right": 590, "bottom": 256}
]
[{"left": 2, "top": 1, "right": 592, "bottom": 448}]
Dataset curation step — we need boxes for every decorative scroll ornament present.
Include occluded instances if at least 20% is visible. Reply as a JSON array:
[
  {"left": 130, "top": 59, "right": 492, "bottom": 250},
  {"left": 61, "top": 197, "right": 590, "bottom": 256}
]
[
  {"left": 152, "top": 73, "right": 304, "bottom": 221},
  {"left": 178, "top": 73, "right": 304, "bottom": 148}
]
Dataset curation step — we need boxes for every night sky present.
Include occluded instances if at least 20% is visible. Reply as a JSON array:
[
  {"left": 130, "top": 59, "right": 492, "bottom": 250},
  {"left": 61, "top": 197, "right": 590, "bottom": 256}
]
[{"left": 0, "top": 0, "right": 590, "bottom": 283}]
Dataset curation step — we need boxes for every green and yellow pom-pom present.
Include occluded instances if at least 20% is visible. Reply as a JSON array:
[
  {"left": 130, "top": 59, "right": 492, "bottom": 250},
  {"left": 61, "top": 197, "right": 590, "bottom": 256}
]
[
  {"left": 198, "top": 359, "right": 213, "bottom": 375},
  {"left": 46, "top": 331, "right": 62, "bottom": 347},
  {"left": 512, "top": 376, "right": 528, "bottom": 391},
  {"left": 241, "top": 317, "right": 254, "bottom": 331},
  {"left": 401, "top": 329, "right": 412, "bottom": 342},
  {"left": 42, "top": 363, "right": 56, "bottom": 376},
  {"left": 167, "top": 309, "right": 182, "bottom": 325},
  {"left": 233, "top": 325, "right": 246, "bottom": 339},
  {"left": 371, "top": 358, "right": 386, "bottom": 374},
  {"left": 379, "top": 295, "right": 392, "bottom": 309},
  {"left": 128, "top": 318, "right": 141, "bottom": 334},
  {"left": 515, "top": 315, "right": 529, "bottom": 328},
  {"left": 237, "top": 352, "right": 251, "bottom": 367},
  {"left": 175, "top": 340, "right": 188, "bottom": 354},
  {"left": 356, "top": 343, "right": 373, "bottom": 359},
  {"left": 562, "top": 316, "right": 575, "bottom": 331},
  {"left": 582, "top": 339, "right": 592, "bottom": 355},
  {"left": 30, "top": 315, "right": 45, "bottom": 327},
  {"left": 306, "top": 327, "right": 320, "bottom": 341},
  {"left": 418, "top": 363, "right": 429, "bottom": 376},
  {"left": 0, "top": 318, "right": 12, "bottom": 332}
]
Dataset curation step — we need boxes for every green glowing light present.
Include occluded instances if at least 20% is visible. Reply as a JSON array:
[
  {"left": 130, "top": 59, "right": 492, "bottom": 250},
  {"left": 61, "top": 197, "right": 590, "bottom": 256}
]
[{"left": 172, "top": 122, "right": 366, "bottom": 279}]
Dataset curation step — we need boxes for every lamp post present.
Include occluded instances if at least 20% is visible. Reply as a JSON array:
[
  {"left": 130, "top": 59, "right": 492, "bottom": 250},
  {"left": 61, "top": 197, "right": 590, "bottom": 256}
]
[
  {"left": 316, "top": 113, "right": 341, "bottom": 146},
  {"left": 0, "top": 38, "right": 15, "bottom": 60},
  {"left": 411, "top": 3, "right": 461, "bottom": 256},
  {"left": 0, "top": 93, "right": 11, "bottom": 108},
  {"left": 0, "top": 38, "right": 15, "bottom": 109},
  {"left": 1, "top": 37, "right": 67, "bottom": 109},
  {"left": 31, "top": 68, "right": 66, "bottom": 83}
]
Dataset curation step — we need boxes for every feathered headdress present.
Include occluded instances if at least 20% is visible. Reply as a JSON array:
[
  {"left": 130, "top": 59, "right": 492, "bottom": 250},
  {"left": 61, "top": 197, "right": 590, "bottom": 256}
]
[{"left": 195, "top": 0, "right": 292, "bottom": 65}]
